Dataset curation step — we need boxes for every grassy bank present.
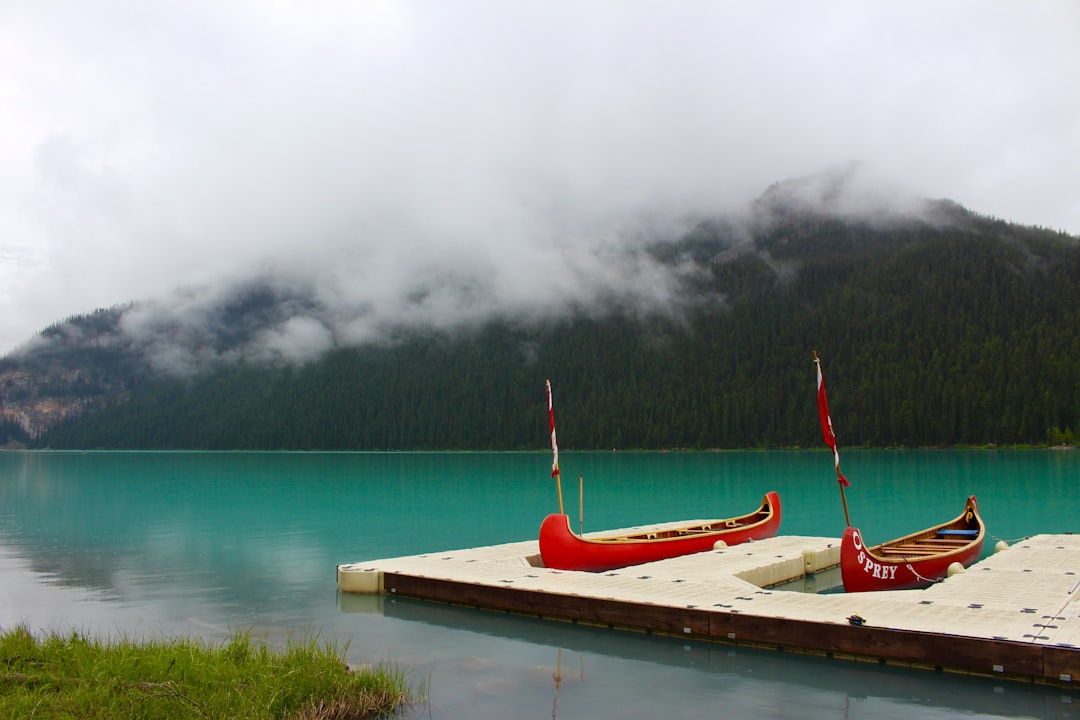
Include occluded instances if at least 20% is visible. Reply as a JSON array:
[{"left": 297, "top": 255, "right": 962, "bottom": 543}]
[{"left": 0, "top": 626, "right": 415, "bottom": 719}]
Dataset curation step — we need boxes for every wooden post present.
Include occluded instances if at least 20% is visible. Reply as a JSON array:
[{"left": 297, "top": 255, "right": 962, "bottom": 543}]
[{"left": 578, "top": 473, "right": 583, "bottom": 536}]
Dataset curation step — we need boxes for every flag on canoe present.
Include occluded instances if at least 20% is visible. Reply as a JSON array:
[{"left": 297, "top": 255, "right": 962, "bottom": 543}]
[
  {"left": 546, "top": 380, "right": 560, "bottom": 477},
  {"left": 815, "top": 355, "right": 850, "bottom": 487}
]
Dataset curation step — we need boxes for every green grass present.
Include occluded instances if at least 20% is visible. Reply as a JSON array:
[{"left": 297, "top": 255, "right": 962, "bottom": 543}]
[{"left": 0, "top": 626, "right": 416, "bottom": 719}]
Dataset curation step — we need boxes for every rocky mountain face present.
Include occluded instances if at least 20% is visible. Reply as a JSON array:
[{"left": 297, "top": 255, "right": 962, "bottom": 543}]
[{"left": 0, "top": 306, "right": 138, "bottom": 446}]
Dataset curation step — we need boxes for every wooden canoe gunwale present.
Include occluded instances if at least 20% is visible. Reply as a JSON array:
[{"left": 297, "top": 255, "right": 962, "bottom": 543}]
[
  {"left": 576, "top": 496, "right": 775, "bottom": 545},
  {"left": 538, "top": 491, "right": 782, "bottom": 573},
  {"left": 861, "top": 495, "right": 985, "bottom": 564},
  {"left": 840, "top": 495, "right": 986, "bottom": 592}
]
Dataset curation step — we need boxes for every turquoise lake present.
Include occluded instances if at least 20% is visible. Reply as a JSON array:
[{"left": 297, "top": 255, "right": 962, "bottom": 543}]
[{"left": 0, "top": 450, "right": 1076, "bottom": 718}]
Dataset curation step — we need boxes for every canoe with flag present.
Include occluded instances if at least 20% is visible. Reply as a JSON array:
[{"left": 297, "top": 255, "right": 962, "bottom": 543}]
[
  {"left": 812, "top": 352, "right": 987, "bottom": 592},
  {"left": 538, "top": 380, "right": 781, "bottom": 572},
  {"left": 839, "top": 495, "right": 986, "bottom": 592}
]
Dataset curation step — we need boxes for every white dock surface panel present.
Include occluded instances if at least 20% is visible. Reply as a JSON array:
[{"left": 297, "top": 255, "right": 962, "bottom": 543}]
[{"left": 339, "top": 533, "right": 1080, "bottom": 647}]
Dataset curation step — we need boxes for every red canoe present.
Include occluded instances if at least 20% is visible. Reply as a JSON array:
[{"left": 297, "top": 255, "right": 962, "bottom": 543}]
[
  {"left": 840, "top": 495, "right": 986, "bottom": 593},
  {"left": 539, "top": 491, "right": 781, "bottom": 572}
]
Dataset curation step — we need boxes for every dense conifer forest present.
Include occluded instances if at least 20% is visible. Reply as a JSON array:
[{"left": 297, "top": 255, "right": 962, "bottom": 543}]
[{"left": 3, "top": 206, "right": 1078, "bottom": 451}]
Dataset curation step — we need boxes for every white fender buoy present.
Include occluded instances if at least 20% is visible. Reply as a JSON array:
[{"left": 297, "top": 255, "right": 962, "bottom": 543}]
[
  {"left": 994, "top": 540, "right": 1009, "bottom": 553},
  {"left": 713, "top": 540, "right": 728, "bottom": 551},
  {"left": 946, "top": 561, "right": 966, "bottom": 577}
]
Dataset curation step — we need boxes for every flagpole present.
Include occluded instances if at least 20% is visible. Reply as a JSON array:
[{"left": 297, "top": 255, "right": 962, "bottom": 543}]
[
  {"left": 547, "top": 380, "right": 565, "bottom": 515},
  {"left": 556, "top": 471, "right": 565, "bottom": 515},
  {"left": 813, "top": 352, "right": 852, "bottom": 528},
  {"left": 838, "top": 468, "right": 851, "bottom": 529}
]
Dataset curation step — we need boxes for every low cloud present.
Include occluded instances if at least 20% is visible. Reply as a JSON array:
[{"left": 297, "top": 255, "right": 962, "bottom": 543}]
[
  {"left": 1, "top": 1, "right": 1077, "bottom": 357},
  {"left": 102, "top": 216, "right": 707, "bottom": 375},
  {"left": 253, "top": 316, "right": 335, "bottom": 365}
]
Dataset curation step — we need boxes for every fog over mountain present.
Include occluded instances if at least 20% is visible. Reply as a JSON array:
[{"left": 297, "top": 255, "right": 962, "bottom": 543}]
[
  {"left": 10, "top": 162, "right": 983, "bottom": 378},
  {"left": 2, "top": 2, "right": 1077, "bottom": 357}
]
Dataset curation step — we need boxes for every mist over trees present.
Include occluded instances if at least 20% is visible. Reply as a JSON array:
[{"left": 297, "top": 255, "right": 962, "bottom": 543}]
[{"left": 5, "top": 202, "right": 1078, "bottom": 451}]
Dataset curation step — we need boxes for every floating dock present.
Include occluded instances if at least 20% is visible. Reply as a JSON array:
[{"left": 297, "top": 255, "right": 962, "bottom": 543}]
[{"left": 337, "top": 524, "right": 1079, "bottom": 688}]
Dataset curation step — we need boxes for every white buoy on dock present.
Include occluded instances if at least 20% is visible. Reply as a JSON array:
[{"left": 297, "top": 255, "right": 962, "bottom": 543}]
[
  {"left": 947, "top": 561, "right": 966, "bottom": 577},
  {"left": 712, "top": 540, "right": 728, "bottom": 550},
  {"left": 994, "top": 540, "right": 1009, "bottom": 553}
]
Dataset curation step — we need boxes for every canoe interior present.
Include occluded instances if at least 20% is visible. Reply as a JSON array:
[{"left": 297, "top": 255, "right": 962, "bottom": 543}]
[
  {"left": 867, "top": 497, "right": 984, "bottom": 560},
  {"left": 587, "top": 497, "right": 773, "bottom": 543}
]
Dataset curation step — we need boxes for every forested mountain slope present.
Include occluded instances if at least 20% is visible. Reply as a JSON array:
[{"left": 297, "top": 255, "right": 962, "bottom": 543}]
[{"left": 3, "top": 193, "right": 1077, "bottom": 450}]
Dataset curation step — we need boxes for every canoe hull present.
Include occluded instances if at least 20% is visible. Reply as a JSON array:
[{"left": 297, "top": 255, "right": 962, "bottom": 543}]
[
  {"left": 539, "top": 491, "right": 781, "bottom": 572},
  {"left": 840, "top": 495, "right": 985, "bottom": 593}
]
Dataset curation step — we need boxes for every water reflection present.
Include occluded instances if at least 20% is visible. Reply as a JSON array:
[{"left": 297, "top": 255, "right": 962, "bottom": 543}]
[
  {"left": 768, "top": 564, "right": 843, "bottom": 593},
  {"left": 549, "top": 647, "right": 586, "bottom": 720},
  {"left": 340, "top": 594, "right": 1077, "bottom": 720}
]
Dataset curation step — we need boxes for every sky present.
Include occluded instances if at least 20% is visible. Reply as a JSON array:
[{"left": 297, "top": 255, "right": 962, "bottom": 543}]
[{"left": 1, "top": 0, "right": 1078, "bottom": 359}]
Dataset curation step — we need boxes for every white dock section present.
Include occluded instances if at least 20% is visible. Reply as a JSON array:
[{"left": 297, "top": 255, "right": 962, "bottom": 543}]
[{"left": 338, "top": 530, "right": 1079, "bottom": 686}]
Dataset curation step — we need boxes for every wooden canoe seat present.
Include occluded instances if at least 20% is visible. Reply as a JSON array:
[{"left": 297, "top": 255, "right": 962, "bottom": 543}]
[{"left": 879, "top": 546, "right": 940, "bottom": 556}]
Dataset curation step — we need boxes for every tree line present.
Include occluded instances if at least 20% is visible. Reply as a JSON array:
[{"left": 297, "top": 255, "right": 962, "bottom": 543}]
[{"left": 27, "top": 212, "right": 1080, "bottom": 450}]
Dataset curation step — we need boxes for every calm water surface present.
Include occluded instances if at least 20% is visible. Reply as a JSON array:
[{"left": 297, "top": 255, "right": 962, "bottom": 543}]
[{"left": 1, "top": 450, "right": 1076, "bottom": 719}]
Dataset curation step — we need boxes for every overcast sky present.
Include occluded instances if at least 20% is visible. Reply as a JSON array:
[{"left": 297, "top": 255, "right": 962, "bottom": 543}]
[{"left": 2, "top": 0, "right": 1078, "bottom": 357}]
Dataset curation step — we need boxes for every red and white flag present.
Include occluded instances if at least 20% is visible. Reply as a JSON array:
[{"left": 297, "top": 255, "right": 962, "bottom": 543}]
[
  {"left": 815, "top": 357, "right": 850, "bottom": 487},
  {"left": 547, "top": 380, "right": 560, "bottom": 477}
]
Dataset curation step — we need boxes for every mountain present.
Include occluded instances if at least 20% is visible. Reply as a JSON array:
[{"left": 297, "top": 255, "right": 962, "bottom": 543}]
[{"left": 2, "top": 175, "right": 1078, "bottom": 450}]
